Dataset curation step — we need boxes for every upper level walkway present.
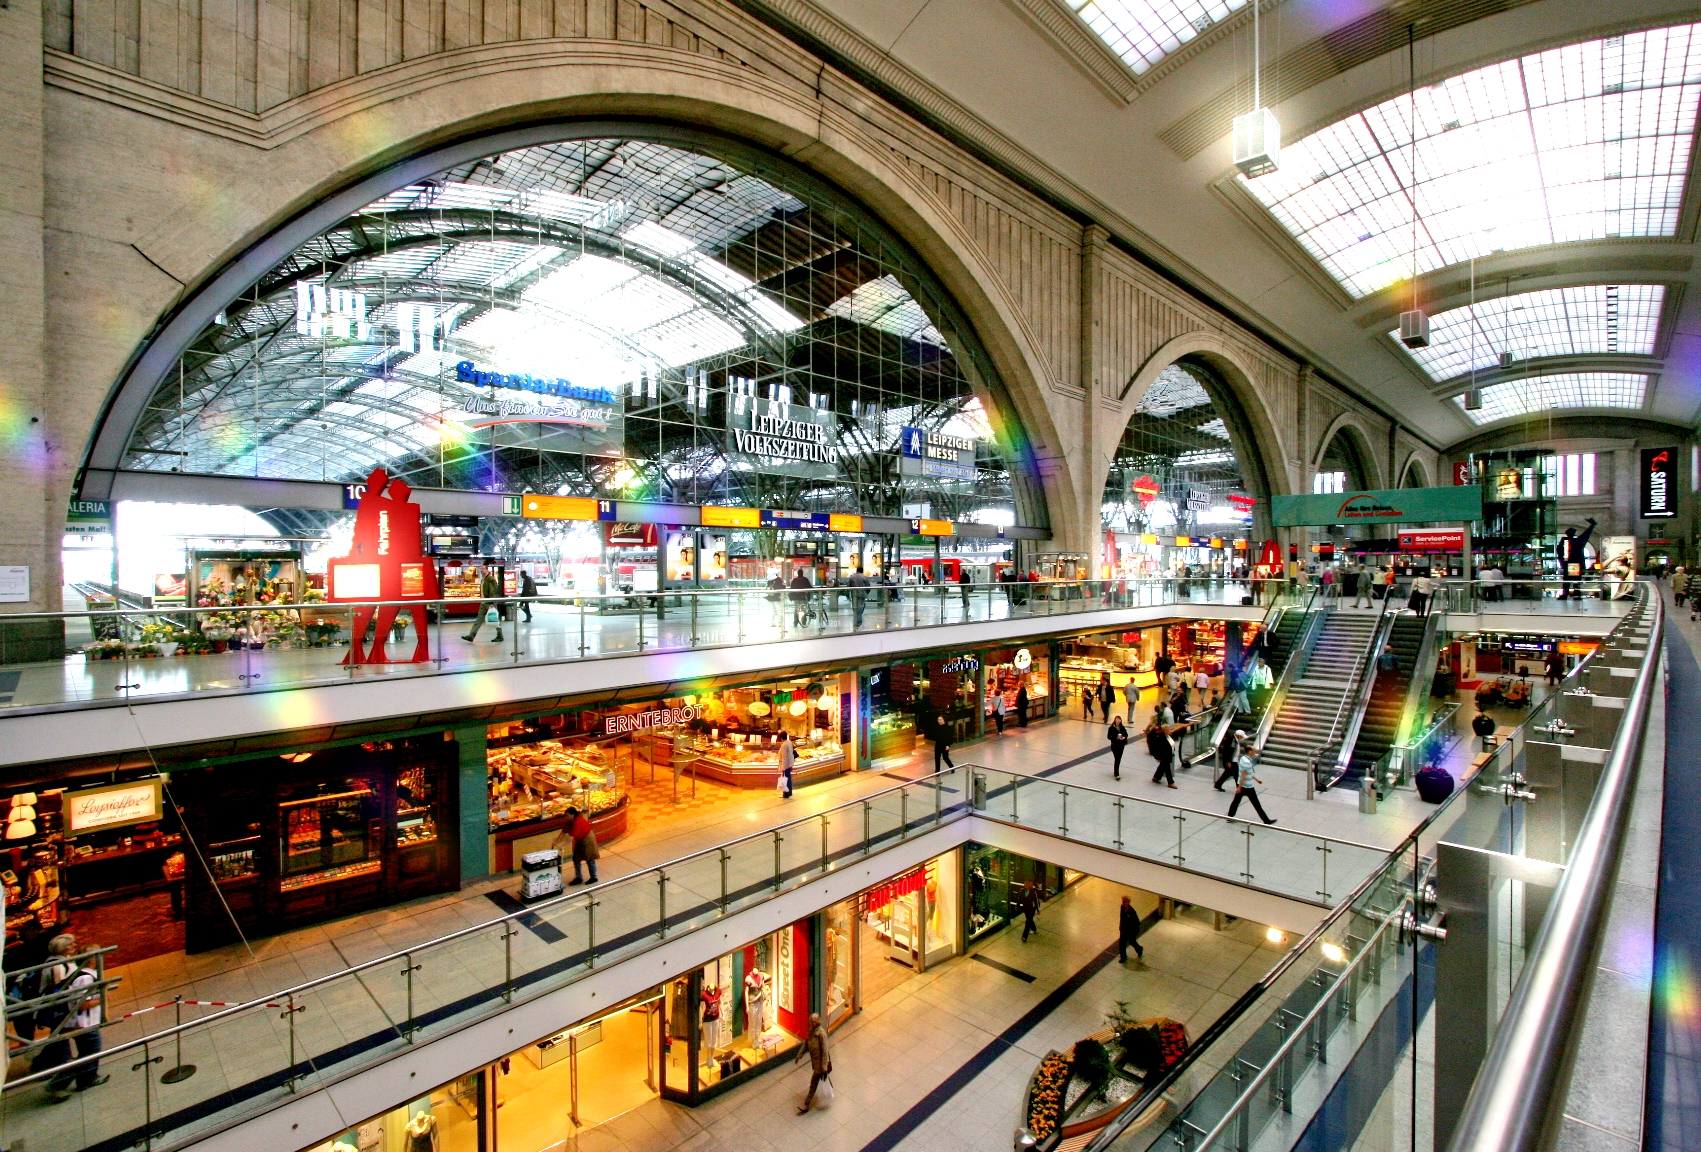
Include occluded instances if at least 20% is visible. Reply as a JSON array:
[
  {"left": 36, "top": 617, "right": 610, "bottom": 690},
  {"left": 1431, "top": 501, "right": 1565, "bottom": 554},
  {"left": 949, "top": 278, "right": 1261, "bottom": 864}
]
[
  {"left": 0, "top": 651, "right": 1563, "bottom": 1152},
  {"left": 0, "top": 577, "right": 1633, "bottom": 767}
]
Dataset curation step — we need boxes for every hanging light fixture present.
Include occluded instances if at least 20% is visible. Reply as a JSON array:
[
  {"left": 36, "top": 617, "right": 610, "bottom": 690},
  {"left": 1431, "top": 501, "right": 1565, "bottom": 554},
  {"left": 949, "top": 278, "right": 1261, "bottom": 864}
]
[
  {"left": 1464, "top": 256, "right": 1483, "bottom": 410},
  {"left": 1398, "top": 24, "right": 1430, "bottom": 349},
  {"left": 1232, "top": 0, "right": 1281, "bottom": 177}
]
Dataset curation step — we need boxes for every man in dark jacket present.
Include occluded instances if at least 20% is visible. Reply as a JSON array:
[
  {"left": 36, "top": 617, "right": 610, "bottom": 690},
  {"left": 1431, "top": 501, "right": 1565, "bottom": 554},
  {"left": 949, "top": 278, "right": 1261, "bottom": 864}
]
[
  {"left": 790, "top": 569, "right": 813, "bottom": 626},
  {"left": 462, "top": 568, "right": 505, "bottom": 643},
  {"left": 1118, "top": 894, "right": 1144, "bottom": 961},
  {"left": 848, "top": 567, "right": 871, "bottom": 629},
  {"left": 1019, "top": 881, "right": 1041, "bottom": 942},
  {"left": 1148, "top": 719, "right": 1177, "bottom": 787},
  {"left": 518, "top": 569, "right": 537, "bottom": 622}
]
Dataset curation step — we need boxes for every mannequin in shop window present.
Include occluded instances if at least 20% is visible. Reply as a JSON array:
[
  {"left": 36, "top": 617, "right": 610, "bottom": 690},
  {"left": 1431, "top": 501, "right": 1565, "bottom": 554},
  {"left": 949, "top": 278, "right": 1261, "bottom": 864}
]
[
  {"left": 701, "top": 982, "right": 724, "bottom": 1062},
  {"left": 403, "top": 1111, "right": 439, "bottom": 1152},
  {"left": 745, "top": 967, "right": 770, "bottom": 1037}
]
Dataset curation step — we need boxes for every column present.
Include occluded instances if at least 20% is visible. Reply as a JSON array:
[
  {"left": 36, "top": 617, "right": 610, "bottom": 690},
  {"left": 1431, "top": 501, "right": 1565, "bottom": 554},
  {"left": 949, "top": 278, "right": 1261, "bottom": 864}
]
[
  {"left": 454, "top": 724, "right": 490, "bottom": 881},
  {"left": 1080, "top": 224, "right": 1108, "bottom": 580}
]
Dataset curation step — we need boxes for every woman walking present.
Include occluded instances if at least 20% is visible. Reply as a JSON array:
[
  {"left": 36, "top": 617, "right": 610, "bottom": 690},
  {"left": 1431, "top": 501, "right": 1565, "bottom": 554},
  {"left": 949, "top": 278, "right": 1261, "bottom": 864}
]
[
  {"left": 1107, "top": 716, "right": 1129, "bottom": 780},
  {"left": 779, "top": 731, "right": 795, "bottom": 798},
  {"left": 1098, "top": 676, "right": 1115, "bottom": 722}
]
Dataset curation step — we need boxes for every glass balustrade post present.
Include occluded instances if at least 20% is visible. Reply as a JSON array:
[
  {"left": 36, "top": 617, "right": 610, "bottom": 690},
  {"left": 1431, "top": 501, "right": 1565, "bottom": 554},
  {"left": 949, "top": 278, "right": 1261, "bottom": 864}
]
[
  {"left": 1059, "top": 787, "right": 1068, "bottom": 836},
  {"left": 772, "top": 831, "right": 782, "bottom": 891},
  {"left": 736, "top": 589, "right": 744, "bottom": 644},
  {"left": 934, "top": 777, "right": 942, "bottom": 824},
  {"left": 718, "top": 847, "right": 729, "bottom": 912},
  {"left": 1317, "top": 841, "right": 1332, "bottom": 902},
  {"left": 1243, "top": 825, "right": 1254, "bottom": 881},
  {"left": 658, "top": 871, "right": 668, "bottom": 938},
  {"left": 863, "top": 801, "right": 871, "bottom": 853},
  {"left": 1114, "top": 797, "right": 1124, "bottom": 850},
  {"left": 503, "top": 924, "right": 518, "bottom": 1001},
  {"left": 586, "top": 896, "right": 598, "bottom": 967},
  {"left": 133, "top": 1038, "right": 162, "bottom": 1149},
  {"left": 1174, "top": 812, "right": 1185, "bottom": 864},
  {"left": 282, "top": 993, "right": 305, "bottom": 1092},
  {"left": 690, "top": 594, "right": 699, "bottom": 646},
  {"left": 401, "top": 953, "right": 420, "bottom": 1041},
  {"left": 1010, "top": 776, "right": 1019, "bottom": 821},
  {"left": 636, "top": 602, "right": 645, "bottom": 653},
  {"left": 511, "top": 603, "right": 521, "bottom": 662},
  {"left": 900, "top": 790, "right": 909, "bottom": 838},
  {"left": 820, "top": 817, "right": 829, "bottom": 872}
]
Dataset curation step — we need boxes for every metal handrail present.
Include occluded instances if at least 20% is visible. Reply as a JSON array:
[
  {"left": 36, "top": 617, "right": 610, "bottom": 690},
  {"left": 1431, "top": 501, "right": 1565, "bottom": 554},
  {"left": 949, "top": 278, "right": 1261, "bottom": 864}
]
[
  {"left": 1319, "top": 591, "right": 1397, "bottom": 781},
  {"left": 1252, "top": 588, "right": 1326, "bottom": 750},
  {"left": 1446, "top": 583, "right": 1661, "bottom": 1152}
]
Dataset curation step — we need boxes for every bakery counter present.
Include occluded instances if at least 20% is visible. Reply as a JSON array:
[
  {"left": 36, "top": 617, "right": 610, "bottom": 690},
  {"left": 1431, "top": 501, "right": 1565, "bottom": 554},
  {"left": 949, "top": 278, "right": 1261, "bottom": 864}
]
[
  {"left": 489, "top": 790, "right": 629, "bottom": 873},
  {"left": 691, "top": 747, "right": 846, "bottom": 788}
]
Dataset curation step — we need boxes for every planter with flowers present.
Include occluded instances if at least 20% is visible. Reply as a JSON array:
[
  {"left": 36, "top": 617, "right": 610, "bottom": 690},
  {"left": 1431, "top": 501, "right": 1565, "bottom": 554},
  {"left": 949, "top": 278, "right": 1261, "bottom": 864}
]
[{"left": 82, "top": 638, "right": 126, "bottom": 660}]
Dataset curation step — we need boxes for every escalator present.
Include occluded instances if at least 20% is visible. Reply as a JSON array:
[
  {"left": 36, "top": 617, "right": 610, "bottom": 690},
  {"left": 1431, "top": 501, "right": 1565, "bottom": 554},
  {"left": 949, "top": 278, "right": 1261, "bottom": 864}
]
[{"left": 1341, "top": 614, "right": 1427, "bottom": 786}]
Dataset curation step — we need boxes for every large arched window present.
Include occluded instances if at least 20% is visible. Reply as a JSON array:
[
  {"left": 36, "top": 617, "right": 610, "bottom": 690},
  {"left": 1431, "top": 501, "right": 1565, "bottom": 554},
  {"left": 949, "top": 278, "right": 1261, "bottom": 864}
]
[
  {"left": 120, "top": 134, "right": 1036, "bottom": 527},
  {"left": 1102, "top": 360, "right": 1255, "bottom": 534}
]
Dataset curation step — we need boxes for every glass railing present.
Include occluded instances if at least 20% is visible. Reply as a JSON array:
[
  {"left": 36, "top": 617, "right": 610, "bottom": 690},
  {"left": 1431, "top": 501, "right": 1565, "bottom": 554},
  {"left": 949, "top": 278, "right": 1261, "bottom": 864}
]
[
  {"left": 1082, "top": 582, "right": 1660, "bottom": 1152},
  {"left": 1367, "top": 699, "right": 1463, "bottom": 793},
  {"left": 0, "top": 766, "right": 978, "bottom": 1152},
  {"left": 966, "top": 766, "right": 1389, "bottom": 907},
  {"left": 4, "top": 578, "right": 1273, "bottom": 714}
]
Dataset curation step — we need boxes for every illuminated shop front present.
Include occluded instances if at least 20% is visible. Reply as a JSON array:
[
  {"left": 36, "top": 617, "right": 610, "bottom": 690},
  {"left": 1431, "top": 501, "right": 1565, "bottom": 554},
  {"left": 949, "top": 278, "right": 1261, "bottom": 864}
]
[
  {"left": 983, "top": 646, "right": 1051, "bottom": 724},
  {"left": 302, "top": 1074, "right": 484, "bottom": 1152}
]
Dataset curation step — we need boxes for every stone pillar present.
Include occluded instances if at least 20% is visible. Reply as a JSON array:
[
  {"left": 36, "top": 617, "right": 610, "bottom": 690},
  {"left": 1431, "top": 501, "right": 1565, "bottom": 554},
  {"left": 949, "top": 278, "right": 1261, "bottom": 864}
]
[
  {"left": 1080, "top": 224, "right": 1109, "bottom": 578},
  {"left": 0, "top": 0, "right": 54, "bottom": 612},
  {"left": 454, "top": 724, "right": 490, "bottom": 881}
]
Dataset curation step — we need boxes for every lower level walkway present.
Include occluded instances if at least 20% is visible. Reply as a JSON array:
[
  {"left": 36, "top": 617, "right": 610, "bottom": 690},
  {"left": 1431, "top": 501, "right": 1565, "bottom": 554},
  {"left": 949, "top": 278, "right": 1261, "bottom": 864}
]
[{"left": 516, "top": 874, "right": 1288, "bottom": 1152}]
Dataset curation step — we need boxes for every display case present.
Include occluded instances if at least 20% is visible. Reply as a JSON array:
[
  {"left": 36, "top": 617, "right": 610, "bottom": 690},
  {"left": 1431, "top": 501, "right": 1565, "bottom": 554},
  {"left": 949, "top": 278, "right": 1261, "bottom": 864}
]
[
  {"left": 867, "top": 712, "right": 916, "bottom": 761},
  {"left": 487, "top": 737, "right": 631, "bottom": 872},
  {"left": 279, "top": 781, "right": 383, "bottom": 888},
  {"left": 207, "top": 837, "right": 259, "bottom": 882},
  {"left": 693, "top": 733, "right": 844, "bottom": 787}
]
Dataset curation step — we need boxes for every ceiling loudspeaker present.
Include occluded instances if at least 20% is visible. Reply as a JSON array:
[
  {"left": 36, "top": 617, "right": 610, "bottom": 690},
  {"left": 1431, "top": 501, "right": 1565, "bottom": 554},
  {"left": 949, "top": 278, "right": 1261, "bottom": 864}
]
[
  {"left": 1399, "top": 310, "right": 1430, "bottom": 349},
  {"left": 1499, "top": 352, "right": 1514, "bottom": 369},
  {"left": 1233, "top": 109, "right": 1281, "bottom": 178},
  {"left": 1463, "top": 389, "right": 1483, "bottom": 411}
]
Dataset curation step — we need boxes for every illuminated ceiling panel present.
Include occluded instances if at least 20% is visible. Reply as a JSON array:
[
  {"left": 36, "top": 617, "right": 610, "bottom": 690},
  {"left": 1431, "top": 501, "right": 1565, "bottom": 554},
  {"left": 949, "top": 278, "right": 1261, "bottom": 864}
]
[
  {"left": 1243, "top": 25, "right": 1701, "bottom": 298},
  {"left": 1068, "top": 0, "right": 1246, "bottom": 76},
  {"left": 1454, "top": 372, "right": 1649, "bottom": 424},
  {"left": 1393, "top": 284, "right": 1665, "bottom": 380}
]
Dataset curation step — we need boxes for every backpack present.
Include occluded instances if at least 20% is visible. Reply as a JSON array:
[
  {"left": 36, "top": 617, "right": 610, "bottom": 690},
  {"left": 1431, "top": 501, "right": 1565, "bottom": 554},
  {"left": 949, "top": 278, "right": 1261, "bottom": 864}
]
[{"left": 34, "top": 965, "right": 94, "bottom": 1035}]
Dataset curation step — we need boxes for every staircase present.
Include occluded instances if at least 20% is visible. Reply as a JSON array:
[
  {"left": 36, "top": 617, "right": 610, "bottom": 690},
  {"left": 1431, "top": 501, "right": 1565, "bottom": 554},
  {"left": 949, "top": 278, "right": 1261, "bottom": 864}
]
[
  {"left": 1257, "top": 611, "right": 1382, "bottom": 772},
  {"left": 1343, "top": 615, "right": 1426, "bottom": 784}
]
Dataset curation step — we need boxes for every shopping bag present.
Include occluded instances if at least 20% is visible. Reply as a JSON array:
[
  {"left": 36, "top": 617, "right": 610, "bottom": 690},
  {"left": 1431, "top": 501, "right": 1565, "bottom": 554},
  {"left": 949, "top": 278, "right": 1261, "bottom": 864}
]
[
  {"left": 817, "top": 1076, "right": 835, "bottom": 1103},
  {"left": 486, "top": 607, "right": 500, "bottom": 623}
]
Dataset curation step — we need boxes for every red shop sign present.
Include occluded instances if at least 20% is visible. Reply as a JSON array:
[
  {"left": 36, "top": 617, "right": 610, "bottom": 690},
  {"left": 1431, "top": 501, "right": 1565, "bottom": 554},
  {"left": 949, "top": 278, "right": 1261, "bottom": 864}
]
[
  {"left": 1132, "top": 476, "right": 1160, "bottom": 507},
  {"left": 1399, "top": 529, "right": 1464, "bottom": 552},
  {"left": 862, "top": 869, "right": 926, "bottom": 910}
]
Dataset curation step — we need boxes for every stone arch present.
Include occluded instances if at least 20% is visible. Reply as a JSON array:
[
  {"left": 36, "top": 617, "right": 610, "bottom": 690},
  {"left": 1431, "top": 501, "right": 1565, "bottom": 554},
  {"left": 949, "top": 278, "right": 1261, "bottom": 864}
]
[
  {"left": 1109, "top": 332, "right": 1294, "bottom": 539},
  {"left": 1311, "top": 412, "right": 1381, "bottom": 492},
  {"left": 1400, "top": 455, "right": 1431, "bottom": 488},
  {"left": 65, "top": 58, "right": 1075, "bottom": 538}
]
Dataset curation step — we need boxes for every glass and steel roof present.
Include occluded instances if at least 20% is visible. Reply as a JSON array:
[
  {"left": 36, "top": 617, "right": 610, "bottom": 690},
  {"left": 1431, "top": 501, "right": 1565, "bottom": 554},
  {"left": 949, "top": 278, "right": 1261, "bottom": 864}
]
[
  {"left": 127, "top": 137, "right": 1029, "bottom": 522},
  {"left": 1454, "top": 372, "right": 1649, "bottom": 425},
  {"left": 1243, "top": 24, "right": 1701, "bottom": 299},
  {"left": 1068, "top": 0, "right": 1246, "bottom": 76},
  {"left": 1103, "top": 362, "right": 1252, "bottom": 532},
  {"left": 1392, "top": 284, "right": 1665, "bottom": 381}
]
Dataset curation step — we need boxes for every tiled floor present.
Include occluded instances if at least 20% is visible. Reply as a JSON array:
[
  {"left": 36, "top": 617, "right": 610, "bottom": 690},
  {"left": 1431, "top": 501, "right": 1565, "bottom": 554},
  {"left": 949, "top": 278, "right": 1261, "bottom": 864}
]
[{"left": 521, "top": 875, "right": 1290, "bottom": 1152}]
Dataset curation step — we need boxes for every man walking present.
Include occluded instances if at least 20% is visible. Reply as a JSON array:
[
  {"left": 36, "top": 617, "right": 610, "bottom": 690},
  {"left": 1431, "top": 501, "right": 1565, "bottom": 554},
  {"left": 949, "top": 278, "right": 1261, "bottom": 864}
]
[
  {"left": 1215, "top": 729, "right": 1245, "bottom": 791},
  {"left": 1147, "top": 716, "right": 1177, "bottom": 788},
  {"left": 848, "top": 566, "right": 871, "bottom": 629},
  {"left": 39, "top": 934, "right": 107, "bottom": 1101},
  {"left": 1352, "top": 562, "right": 1374, "bottom": 608},
  {"left": 1124, "top": 679, "right": 1139, "bottom": 724},
  {"left": 958, "top": 567, "right": 973, "bottom": 616},
  {"left": 933, "top": 722, "right": 955, "bottom": 772},
  {"left": 1227, "top": 744, "right": 1276, "bottom": 824},
  {"left": 790, "top": 567, "right": 814, "bottom": 626},
  {"left": 461, "top": 566, "right": 505, "bottom": 643},
  {"left": 795, "top": 1013, "right": 832, "bottom": 1113},
  {"left": 1019, "top": 880, "right": 1041, "bottom": 942},
  {"left": 518, "top": 568, "right": 537, "bottom": 622},
  {"left": 1118, "top": 895, "right": 1144, "bottom": 962}
]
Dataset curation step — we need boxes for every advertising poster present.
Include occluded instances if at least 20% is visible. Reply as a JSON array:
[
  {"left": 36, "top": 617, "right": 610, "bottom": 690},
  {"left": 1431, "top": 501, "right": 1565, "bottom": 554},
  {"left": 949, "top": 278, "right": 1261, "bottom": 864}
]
[
  {"left": 699, "top": 534, "right": 728, "bottom": 581},
  {"left": 153, "top": 573, "right": 187, "bottom": 604},
  {"left": 1641, "top": 447, "right": 1677, "bottom": 519},
  {"left": 1600, "top": 536, "right": 1638, "bottom": 598},
  {"left": 664, "top": 531, "right": 696, "bottom": 584}
]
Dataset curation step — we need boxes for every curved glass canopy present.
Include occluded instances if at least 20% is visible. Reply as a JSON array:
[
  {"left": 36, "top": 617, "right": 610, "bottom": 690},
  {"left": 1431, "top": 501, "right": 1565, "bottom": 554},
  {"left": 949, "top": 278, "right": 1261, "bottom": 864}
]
[
  {"left": 1244, "top": 24, "right": 1701, "bottom": 299},
  {"left": 1454, "top": 371, "right": 1649, "bottom": 425},
  {"left": 1391, "top": 284, "right": 1664, "bottom": 381},
  {"left": 129, "top": 137, "right": 1027, "bottom": 524}
]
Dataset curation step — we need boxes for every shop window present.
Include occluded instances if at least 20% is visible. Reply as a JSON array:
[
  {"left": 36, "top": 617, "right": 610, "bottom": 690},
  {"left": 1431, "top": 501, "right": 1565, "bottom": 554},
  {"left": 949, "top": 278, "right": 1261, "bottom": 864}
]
[
  {"left": 862, "top": 853, "right": 959, "bottom": 970},
  {"left": 1540, "top": 453, "right": 1597, "bottom": 497},
  {"left": 662, "top": 927, "right": 805, "bottom": 1103},
  {"left": 487, "top": 718, "right": 631, "bottom": 873},
  {"left": 494, "top": 990, "right": 663, "bottom": 1136},
  {"left": 984, "top": 648, "right": 1049, "bottom": 724},
  {"left": 305, "top": 1073, "right": 482, "bottom": 1152},
  {"left": 825, "top": 900, "right": 856, "bottom": 1027},
  {"left": 278, "top": 778, "right": 383, "bottom": 890}
]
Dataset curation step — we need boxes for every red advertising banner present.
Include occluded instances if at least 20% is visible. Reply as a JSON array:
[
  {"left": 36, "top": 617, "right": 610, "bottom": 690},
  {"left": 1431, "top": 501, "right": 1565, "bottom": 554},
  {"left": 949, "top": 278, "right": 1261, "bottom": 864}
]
[
  {"left": 1453, "top": 462, "right": 1471, "bottom": 486},
  {"left": 1399, "top": 529, "right": 1465, "bottom": 552}
]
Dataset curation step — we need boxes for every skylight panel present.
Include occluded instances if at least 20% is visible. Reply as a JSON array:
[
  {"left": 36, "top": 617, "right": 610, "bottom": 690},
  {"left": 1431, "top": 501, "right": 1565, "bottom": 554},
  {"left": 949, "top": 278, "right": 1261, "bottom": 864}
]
[
  {"left": 1244, "top": 25, "right": 1701, "bottom": 298},
  {"left": 1454, "top": 371, "right": 1648, "bottom": 424},
  {"left": 1069, "top": 0, "right": 1246, "bottom": 76},
  {"left": 1393, "top": 284, "right": 1664, "bottom": 380},
  {"left": 1136, "top": 364, "right": 1211, "bottom": 415},
  {"left": 824, "top": 276, "right": 948, "bottom": 346}
]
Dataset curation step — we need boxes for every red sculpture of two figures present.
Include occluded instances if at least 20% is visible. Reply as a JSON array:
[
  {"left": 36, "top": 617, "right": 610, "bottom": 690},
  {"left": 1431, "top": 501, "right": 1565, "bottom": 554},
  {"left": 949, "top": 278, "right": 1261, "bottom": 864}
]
[{"left": 327, "top": 468, "right": 438, "bottom": 664}]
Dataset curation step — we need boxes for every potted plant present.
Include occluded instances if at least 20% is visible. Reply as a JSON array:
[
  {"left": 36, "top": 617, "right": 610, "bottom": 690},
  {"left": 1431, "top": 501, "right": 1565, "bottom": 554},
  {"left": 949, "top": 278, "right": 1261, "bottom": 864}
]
[
  {"left": 81, "top": 638, "right": 125, "bottom": 660},
  {"left": 202, "top": 626, "right": 231, "bottom": 653}
]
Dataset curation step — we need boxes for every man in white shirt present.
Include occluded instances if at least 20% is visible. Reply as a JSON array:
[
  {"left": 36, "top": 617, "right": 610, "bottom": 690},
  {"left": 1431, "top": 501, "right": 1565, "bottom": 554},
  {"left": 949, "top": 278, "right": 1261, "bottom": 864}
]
[
  {"left": 1193, "top": 668, "right": 1212, "bottom": 708},
  {"left": 40, "top": 933, "right": 107, "bottom": 1100}
]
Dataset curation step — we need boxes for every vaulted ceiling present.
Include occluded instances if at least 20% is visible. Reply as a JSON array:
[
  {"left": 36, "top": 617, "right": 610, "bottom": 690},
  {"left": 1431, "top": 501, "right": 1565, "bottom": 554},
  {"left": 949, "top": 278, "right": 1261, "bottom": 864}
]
[{"left": 767, "top": 0, "right": 1701, "bottom": 449}]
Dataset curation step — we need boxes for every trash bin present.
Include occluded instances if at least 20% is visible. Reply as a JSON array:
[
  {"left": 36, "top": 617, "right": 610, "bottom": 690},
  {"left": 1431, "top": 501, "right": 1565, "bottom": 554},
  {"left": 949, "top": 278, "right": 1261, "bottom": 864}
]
[{"left": 1358, "top": 775, "right": 1378, "bottom": 815}]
